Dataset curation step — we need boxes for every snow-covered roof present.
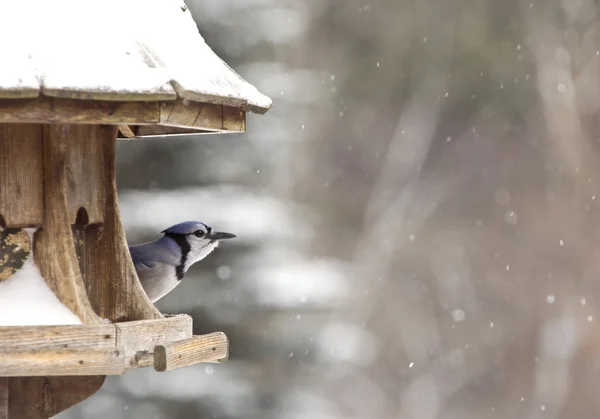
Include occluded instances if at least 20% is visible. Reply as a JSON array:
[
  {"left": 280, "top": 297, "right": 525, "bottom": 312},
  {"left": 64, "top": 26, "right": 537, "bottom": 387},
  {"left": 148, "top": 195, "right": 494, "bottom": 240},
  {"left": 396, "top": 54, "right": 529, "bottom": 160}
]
[{"left": 0, "top": 0, "right": 272, "bottom": 136}]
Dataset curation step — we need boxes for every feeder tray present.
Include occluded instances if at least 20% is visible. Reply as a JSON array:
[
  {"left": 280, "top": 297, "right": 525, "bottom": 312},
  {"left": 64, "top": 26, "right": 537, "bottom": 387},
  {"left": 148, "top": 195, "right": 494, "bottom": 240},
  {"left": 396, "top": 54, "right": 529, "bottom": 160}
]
[{"left": 0, "top": 0, "right": 271, "bottom": 417}]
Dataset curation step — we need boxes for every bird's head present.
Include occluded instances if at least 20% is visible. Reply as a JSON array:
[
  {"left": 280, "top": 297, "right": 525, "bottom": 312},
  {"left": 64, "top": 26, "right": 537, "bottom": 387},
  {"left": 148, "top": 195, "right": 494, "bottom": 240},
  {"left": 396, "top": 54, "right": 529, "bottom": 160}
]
[{"left": 162, "top": 221, "right": 236, "bottom": 270}]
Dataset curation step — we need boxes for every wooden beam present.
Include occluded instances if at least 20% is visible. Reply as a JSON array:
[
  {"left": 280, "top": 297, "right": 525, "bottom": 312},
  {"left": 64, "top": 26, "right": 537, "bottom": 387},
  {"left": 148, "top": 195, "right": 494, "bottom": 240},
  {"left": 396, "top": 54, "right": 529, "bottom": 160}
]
[
  {"left": 0, "top": 98, "right": 246, "bottom": 133},
  {"left": 118, "top": 124, "right": 137, "bottom": 138},
  {"left": 0, "top": 324, "right": 116, "bottom": 350},
  {"left": 0, "top": 317, "right": 202, "bottom": 375},
  {"left": 0, "top": 349, "right": 124, "bottom": 377},
  {"left": 0, "top": 124, "right": 43, "bottom": 228},
  {"left": 34, "top": 125, "right": 101, "bottom": 325},
  {"left": 0, "top": 97, "right": 160, "bottom": 124},
  {"left": 83, "top": 128, "right": 163, "bottom": 322},
  {"left": 154, "top": 332, "right": 229, "bottom": 372},
  {"left": 115, "top": 316, "right": 192, "bottom": 368},
  {"left": 160, "top": 101, "right": 245, "bottom": 132},
  {"left": 126, "top": 125, "right": 215, "bottom": 138}
]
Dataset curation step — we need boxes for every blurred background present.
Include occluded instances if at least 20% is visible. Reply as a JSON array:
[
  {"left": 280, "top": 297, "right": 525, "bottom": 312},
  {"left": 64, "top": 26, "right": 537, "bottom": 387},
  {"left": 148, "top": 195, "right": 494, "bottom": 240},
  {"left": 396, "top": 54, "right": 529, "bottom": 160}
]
[{"left": 58, "top": 0, "right": 600, "bottom": 418}]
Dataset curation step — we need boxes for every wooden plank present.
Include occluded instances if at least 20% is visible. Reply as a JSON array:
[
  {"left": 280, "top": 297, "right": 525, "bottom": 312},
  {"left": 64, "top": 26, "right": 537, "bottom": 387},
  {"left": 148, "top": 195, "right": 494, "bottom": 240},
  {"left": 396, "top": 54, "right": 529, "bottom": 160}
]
[
  {"left": 0, "top": 97, "right": 160, "bottom": 125},
  {"left": 0, "top": 378, "right": 7, "bottom": 419},
  {"left": 64, "top": 126, "right": 106, "bottom": 224},
  {"left": 159, "top": 101, "right": 245, "bottom": 132},
  {"left": 84, "top": 127, "right": 163, "bottom": 322},
  {"left": 116, "top": 316, "right": 192, "bottom": 368},
  {"left": 9, "top": 376, "right": 105, "bottom": 418},
  {"left": 33, "top": 125, "right": 100, "bottom": 325},
  {"left": 0, "top": 324, "right": 115, "bottom": 350},
  {"left": 0, "top": 349, "right": 124, "bottom": 377},
  {"left": 190, "top": 103, "right": 223, "bottom": 131},
  {"left": 222, "top": 106, "right": 246, "bottom": 132},
  {"left": 118, "top": 124, "right": 137, "bottom": 138},
  {"left": 159, "top": 100, "right": 200, "bottom": 127},
  {"left": 154, "top": 332, "right": 229, "bottom": 372},
  {"left": 128, "top": 125, "right": 214, "bottom": 138},
  {"left": 0, "top": 124, "right": 43, "bottom": 228}
]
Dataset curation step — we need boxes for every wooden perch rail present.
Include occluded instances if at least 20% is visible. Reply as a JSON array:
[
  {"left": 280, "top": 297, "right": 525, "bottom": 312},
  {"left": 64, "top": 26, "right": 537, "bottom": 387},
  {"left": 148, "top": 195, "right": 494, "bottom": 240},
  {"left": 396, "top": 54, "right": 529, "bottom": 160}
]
[{"left": 0, "top": 316, "right": 228, "bottom": 377}]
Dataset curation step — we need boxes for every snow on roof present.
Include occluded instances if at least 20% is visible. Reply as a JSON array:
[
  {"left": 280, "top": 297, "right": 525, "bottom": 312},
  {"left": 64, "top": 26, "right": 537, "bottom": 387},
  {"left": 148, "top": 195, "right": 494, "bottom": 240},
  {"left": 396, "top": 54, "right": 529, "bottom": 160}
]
[{"left": 0, "top": 0, "right": 272, "bottom": 115}]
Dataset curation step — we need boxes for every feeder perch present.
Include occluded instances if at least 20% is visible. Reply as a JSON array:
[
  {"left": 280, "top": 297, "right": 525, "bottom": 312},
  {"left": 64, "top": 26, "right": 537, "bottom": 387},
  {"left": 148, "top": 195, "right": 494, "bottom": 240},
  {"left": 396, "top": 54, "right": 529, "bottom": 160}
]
[{"left": 0, "top": 0, "right": 271, "bottom": 417}]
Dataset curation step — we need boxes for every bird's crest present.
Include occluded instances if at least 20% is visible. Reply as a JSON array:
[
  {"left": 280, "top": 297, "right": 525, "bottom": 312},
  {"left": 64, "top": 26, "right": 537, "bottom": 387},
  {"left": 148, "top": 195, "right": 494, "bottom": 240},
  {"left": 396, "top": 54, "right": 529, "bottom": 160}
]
[{"left": 161, "top": 221, "right": 209, "bottom": 235}]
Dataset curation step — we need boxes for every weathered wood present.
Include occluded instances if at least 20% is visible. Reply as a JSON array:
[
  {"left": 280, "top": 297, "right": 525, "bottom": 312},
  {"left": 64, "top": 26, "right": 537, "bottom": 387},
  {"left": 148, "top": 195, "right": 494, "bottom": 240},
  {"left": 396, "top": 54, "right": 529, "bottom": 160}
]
[
  {"left": 154, "top": 332, "right": 229, "bottom": 372},
  {"left": 0, "top": 378, "right": 7, "bottom": 419},
  {"left": 0, "top": 124, "right": 43, "bottom": 228},
  {"left": 116, "top": 316, "right": 192, "bottom": 368},
  {"left": 0, "top": 317, "right": 202, "bottom": 375},
  {"left": 118, "top": 124, "right": 136, "bottom": 138},
  {"left": 222, "top": 106, "right": 246, "bottom": 132},
  {"left": 9, "top": 376, "right": 105, "bottom": 418},
  {"left": 0, "top": 349, "right": 124, "bottom": 377},
  {"left": 125, "top": 125, "right": 211, "bottom": 138},
  {"left": 33, "top": 125, "right": 99, "bottom": 325},
  {"left": 159, "top": 102, "right": 245, "bottom": 132},
  {"left": 64, "top": 126, "right": 105, "bottom": 224},
  {"left": 0, "top": 324, "right": 115, "bottom": 351},
  {"left": 0, "top": 97, "right": 160, "bottom": 125},
  {"left": 84, "top": 126, "right": 162, "bottom": 322}
]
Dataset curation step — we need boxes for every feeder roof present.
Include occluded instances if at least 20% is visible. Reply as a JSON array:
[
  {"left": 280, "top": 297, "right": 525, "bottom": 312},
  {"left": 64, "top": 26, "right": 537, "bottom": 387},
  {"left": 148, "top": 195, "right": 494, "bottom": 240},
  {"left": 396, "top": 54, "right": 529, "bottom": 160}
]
[{"left": 0, "top": 0, "right": 272, "bottom": 137}]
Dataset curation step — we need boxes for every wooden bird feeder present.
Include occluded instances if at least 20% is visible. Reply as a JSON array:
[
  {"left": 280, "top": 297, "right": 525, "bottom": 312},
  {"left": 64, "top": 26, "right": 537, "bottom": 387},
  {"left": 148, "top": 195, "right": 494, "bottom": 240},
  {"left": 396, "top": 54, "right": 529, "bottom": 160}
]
[{"left": 0, "top": 0, "right": 271, "bottom": 417}]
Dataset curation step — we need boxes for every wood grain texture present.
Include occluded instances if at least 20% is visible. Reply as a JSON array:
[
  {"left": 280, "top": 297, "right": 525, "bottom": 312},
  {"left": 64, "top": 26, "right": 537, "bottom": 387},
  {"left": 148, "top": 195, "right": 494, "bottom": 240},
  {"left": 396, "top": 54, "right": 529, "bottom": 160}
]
[
  {"left": 8, "top": 376, "right": 105, "bottom": 418},
  {"left": 154, "top": 332, "right": 229, "bottom": 372},
  {"left": 116, "top": 316, "right": 192, "bottom": 368},
  {"left": 0, "top": 97, "right": 160, "bottom": 125},
  {"left": 0, "top": 124, "right": 43, "bottom": 227},
  {"left": 118, "top": 125, "right": 136, "bottom": 138},
  {"left": 159, "top": 101, "right": 245, "bottom": 132},
  {"left": 125, "top": 125, "right": 211, "bottom": 138},
  {"left": 0, "top": 324, "right": 115, "bottom": 350},
  {"left": 33, "top": 125, "right": 100, "bottom": 325},
  {"left": 84, "top": 126, "right": 162, "bottom": 322},
  {"left": 64, "top": 126, "right": 105, "bottom": 224},
  {"left": 0, "top": 349, "right": 124, "bottom": 377}
]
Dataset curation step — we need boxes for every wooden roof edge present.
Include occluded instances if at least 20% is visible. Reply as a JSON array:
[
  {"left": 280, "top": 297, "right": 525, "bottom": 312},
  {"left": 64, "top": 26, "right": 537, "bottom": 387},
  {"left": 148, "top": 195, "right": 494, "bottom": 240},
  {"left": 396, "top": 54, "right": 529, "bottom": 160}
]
[{"left": 0, "top": 97, "right": 246, "bottom": 134}]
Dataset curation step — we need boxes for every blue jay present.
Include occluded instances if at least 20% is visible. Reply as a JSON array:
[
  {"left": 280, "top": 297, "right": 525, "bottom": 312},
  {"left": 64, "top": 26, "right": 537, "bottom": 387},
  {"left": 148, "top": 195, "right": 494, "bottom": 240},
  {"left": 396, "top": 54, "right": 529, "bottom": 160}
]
[{"left": 129, "top": 221, "right": 236, "bottom": 302}]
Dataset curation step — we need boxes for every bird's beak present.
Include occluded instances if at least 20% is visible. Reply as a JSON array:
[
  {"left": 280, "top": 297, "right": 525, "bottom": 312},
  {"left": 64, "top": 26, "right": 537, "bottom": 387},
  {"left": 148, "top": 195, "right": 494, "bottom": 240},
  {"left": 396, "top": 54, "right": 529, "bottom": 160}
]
[{"left": 207, "top": 231, "right": 237, "bottom": 241}]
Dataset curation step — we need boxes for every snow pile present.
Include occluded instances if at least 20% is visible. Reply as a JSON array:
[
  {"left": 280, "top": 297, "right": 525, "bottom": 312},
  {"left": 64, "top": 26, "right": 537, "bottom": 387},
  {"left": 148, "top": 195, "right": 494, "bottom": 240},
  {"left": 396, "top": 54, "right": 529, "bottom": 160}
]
[{"left": 0, "top": 228, "right": 82, "bottom": 326}]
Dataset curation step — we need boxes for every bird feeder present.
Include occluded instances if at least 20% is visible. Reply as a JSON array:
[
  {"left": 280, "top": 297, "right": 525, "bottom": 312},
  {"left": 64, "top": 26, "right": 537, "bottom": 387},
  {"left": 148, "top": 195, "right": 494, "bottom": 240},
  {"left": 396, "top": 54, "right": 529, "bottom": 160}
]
[{"left": 0, "top": 0, "right": 271, "bottom": 417}]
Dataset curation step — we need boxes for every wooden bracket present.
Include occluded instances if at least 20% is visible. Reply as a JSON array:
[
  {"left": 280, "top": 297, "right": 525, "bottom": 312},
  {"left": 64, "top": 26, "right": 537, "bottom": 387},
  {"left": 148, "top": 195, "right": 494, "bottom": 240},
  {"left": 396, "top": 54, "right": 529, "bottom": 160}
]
[{"left": 0, "top": 316, "right": 228, "bottom": 376}]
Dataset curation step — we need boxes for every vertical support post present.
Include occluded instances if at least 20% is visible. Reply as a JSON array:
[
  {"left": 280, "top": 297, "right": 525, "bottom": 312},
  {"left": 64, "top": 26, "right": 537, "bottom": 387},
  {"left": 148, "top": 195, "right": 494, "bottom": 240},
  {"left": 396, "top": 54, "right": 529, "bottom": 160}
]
[
  {"left": 33, "top": 125, "right": 99, "bottom": 324},
  {"left": 85, "top": 125, "right": 162, "bottom": 322},
  {"left": 0, "top": 124, "right": 43, "bottom": 228}
]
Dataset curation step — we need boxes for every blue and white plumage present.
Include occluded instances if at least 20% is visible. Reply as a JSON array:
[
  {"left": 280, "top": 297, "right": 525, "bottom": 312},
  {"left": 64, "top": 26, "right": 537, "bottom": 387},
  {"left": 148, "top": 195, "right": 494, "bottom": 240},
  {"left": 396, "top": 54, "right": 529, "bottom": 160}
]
[{"left": 129, "top": 221, "right": 236, "bottom": 302}]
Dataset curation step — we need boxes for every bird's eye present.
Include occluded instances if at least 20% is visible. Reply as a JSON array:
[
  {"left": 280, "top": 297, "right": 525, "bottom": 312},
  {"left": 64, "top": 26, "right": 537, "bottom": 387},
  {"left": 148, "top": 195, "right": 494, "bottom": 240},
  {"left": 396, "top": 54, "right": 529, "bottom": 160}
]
[{"left": 194, "top": 230, "right": 204, "bottom": 237}]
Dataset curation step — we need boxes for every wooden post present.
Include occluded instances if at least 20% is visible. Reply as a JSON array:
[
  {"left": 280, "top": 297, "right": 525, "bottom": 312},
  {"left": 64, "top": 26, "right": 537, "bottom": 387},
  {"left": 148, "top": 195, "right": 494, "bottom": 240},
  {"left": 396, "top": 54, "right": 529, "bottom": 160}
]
[{"left": 0, "top": 378, "right": 7, "bottom": 419}]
